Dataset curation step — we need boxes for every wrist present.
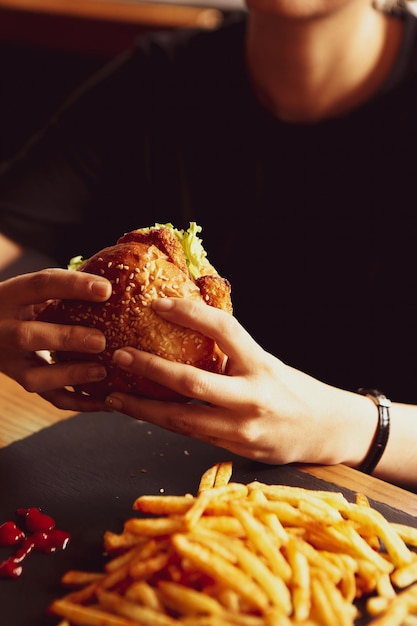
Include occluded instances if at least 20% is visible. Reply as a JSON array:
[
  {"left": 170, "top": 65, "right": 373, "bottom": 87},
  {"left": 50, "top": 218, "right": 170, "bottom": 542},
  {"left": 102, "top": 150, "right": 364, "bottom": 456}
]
[{"left": 316, "top": 386, "right": 380, "bottom": 467}]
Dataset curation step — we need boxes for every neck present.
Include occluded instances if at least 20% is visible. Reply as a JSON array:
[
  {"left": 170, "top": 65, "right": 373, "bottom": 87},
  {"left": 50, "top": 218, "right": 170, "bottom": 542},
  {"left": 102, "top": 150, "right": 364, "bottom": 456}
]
[{"left": 245, "top": 4, "right": 403, "bottom": 123}]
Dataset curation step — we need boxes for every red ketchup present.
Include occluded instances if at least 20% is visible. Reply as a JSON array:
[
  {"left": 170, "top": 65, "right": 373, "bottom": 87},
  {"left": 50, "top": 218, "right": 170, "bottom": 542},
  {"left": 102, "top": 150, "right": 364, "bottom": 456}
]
[{"left": 0, "top": 508, "right": 71, "bottom": 579}]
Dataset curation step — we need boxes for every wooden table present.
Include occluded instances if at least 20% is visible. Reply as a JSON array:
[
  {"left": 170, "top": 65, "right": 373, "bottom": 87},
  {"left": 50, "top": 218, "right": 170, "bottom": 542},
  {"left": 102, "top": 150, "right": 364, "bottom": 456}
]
[
  {"left": 0, "top": 371, "right": 75, "bottom": 448},
  {"left": 1, "top": 370, "right": 417, "bottom": 517}
]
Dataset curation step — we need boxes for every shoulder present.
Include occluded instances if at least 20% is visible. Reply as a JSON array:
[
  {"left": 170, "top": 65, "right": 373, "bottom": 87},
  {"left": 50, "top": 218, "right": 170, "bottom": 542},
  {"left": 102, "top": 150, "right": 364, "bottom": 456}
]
[
  {"left": 368, "top": 6, "right": 417, "bottom": 127},
  {"left": 392, "top": 4, "right": 417, "bottom": 75}
]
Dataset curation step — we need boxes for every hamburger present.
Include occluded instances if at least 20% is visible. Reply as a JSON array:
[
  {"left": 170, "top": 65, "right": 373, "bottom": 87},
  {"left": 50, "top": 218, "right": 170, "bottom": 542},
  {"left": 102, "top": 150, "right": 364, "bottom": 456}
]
[{"left": 37, "top": 223, "right": 232, "bottom": 401}]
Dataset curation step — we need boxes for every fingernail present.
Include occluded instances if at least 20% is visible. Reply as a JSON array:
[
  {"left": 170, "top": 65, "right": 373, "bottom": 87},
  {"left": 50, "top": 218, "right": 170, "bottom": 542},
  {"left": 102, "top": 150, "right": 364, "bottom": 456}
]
[
  {"left": 113, "top": 349, "right": 133, "bottom": 367},
  {"left": 105, "top": 395, "right": 122, "bottom": 411},
  {"left": 88, "top": 365, "right": 107, "bottom": 381},
  {"left": 91, "top": 280, "right": 111, "bottom": 298},
  {"left": 83, "top": 332, "right": 106, "bottom": 352},
  {"left": 152, "top": 297, "right": 174, "bottom": 312}
]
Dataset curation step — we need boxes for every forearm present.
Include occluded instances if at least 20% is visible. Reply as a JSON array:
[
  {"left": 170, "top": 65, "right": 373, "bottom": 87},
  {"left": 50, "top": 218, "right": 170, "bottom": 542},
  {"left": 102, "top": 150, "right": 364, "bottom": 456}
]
[
  {"left": 280, "top": 365, "right": 417, "bottom": 488},
  {"left": 315, "top": 382, "right": 417, "bottom": 489},
  {"left": 0, "top": 233, "right": 24, "bottom": 271}
]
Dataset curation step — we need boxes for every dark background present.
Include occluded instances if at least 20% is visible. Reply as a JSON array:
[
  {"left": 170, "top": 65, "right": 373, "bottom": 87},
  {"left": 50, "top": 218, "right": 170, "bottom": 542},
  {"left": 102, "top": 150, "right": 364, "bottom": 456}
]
[
  {"left": 0, "top": 5, "right": 193, "bottom": 278},
  {"left": 0, "top": 8, "right": 152, "bottom": 164}
]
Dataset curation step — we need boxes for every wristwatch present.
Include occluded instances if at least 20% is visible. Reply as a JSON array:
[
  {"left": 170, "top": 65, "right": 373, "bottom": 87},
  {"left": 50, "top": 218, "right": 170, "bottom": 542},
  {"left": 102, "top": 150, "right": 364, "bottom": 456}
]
[{"left": 357, "top": 388, "right": 391, "bottom": 474}]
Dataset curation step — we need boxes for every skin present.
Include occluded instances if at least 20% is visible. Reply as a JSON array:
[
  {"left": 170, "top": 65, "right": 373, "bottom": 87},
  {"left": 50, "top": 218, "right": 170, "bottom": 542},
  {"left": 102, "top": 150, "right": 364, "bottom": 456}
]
[
  {"left": 0, "top": 233, "right": 24, "bottom": 271},
  {"left": 106, "top": 299, "right": 417, "bottom": 489},
  {"left": 1, "top": 1, "right": 416, "bottom": 488},
  {"left": 244, "top": 0, "right": 403, "bottom": 123},
  {"left": 0, "top": 269, "right": 110, "bottom": 412}
]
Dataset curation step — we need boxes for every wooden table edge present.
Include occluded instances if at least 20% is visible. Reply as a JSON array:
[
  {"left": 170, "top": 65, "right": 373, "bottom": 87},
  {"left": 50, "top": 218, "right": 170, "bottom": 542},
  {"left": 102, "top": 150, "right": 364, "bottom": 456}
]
[
  {"left": 300, "top": 463, "right": 417, "bottom": 518},
  {"left": 1, "top": 373, "right": 416, "bottom": 518}
]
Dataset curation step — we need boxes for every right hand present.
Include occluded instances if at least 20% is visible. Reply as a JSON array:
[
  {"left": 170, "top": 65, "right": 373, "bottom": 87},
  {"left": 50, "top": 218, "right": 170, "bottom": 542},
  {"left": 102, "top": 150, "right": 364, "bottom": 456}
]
[{"left": 0, "top": 268, "right": 112, "bottom": 411}]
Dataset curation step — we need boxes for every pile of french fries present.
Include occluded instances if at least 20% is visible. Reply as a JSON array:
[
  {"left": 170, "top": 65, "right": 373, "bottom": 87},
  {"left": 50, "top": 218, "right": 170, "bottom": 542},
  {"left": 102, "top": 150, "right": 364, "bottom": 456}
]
[{"left": 50, "top": 462, "right": 417, "bottom": 626}]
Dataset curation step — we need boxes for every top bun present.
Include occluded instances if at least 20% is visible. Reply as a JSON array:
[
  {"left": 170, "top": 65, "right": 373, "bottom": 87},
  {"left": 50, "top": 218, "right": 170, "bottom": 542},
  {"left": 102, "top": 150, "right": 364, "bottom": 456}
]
[{"left": 37, "top": 224, "right": 232, "bottom": 401}]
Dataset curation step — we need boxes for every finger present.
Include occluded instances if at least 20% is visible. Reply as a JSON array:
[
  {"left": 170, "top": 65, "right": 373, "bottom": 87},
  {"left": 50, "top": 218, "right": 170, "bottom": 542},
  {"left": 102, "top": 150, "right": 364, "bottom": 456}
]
[
  {"left": 6, "top": 353, "right": 107, "bottom": 395},
  {"left": 152, "top": 298, "right": 261, "bottom": 365},
  {"left": 111, "top": 347, "right": 244, "bottom": 406},
  {"left": 106, "top": 392, "right": 276, "bottom": 463},
  {"left": 106, "top": 392, "right": 244, "bottom": 449},
  {"left": 0, "top": 268, "right": 111, "bottom": 309},
  {"left": 106, "top": 393, "right": 270, "bottom": 461},
  {"left": 0, "top": 319, "right": 106, "bottom": 354},
  {"left": 39, "top": 388, "right": 108, "bottom": 413}
]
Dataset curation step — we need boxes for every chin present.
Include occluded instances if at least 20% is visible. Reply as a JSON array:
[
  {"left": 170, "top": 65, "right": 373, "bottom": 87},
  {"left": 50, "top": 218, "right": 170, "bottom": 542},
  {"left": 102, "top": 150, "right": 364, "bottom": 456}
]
[{"left": 245, "top": 0, "right": 352, "bottom": 19}]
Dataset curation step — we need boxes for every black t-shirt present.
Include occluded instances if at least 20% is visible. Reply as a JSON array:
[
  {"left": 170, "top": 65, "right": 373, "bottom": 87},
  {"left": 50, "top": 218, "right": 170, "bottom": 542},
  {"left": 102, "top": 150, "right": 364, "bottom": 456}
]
[{"left": 1, "top": 9, "right": 417, "bottom": 401}]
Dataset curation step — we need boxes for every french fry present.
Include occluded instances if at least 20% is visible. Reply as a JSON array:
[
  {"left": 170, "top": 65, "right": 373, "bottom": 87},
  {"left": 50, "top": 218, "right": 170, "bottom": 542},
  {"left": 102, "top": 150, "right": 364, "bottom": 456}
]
[
  {"left": 103, "top": 530, "right": 146, "bottom": 553},
  {"left": 197, "top": 514, "right": 244, "bottom": 536},
  {"left": 157, "top": 579, "right": 225, "bottom": 615},
  {"left": 124, "top": 515, "right": 184, "bottom": 536},
  {"left": 230, "top": 501, "right": 291, "bottom": 581},
  {"left": 98, "top": 590, "right": 178, "bottom": 626},
  {"left": 343, "top": 503, "right": 413, "bottom": 567},
  {"left": 197, "top": 461, "right": 233, "bottom": 493},
  {"left": 184, "top": 483, "right": 248, "bottom": 529},
  {"left": 285, "top": 536, "right": 311, "bottom": 621},
  {"left": 50, "top": 598, "right": 139, "bottom": 626},
  {"left": 48, "top": 462, "right": 417, "bottom": 626},
  {"left": 365, "top": 596, "right": 409, "bottom": 626},
  {"left": 248, "top": 488, "right": 289, "bottom": 546},
  {"left": 247, "top": 482, "right": 349, "bottom": 509},
  {"left": 125, "top": 580, "right": 165, "bottom": 612},
  {"left": 391, "top": 522, "right": 417, "bottom": 547},
  {"left": 197, "top": 463, "right": 219, "bottom": 492},
  {"left": 332, "top": 554, "right": 357, "bottom": 604},
  {"left": 172, "top": 532, "right": 270, "bottom": 612},
  {"left": 213, "top": 461, "right": 233, "bottom": 488},
  {"left": 315, "top": 571, "right": 357, "bottom": 626},
  {"left": 310, "top": 575, "right": 339, "bottom": 626},
  {"left": 133, "top": 494, "right": 194, "bottom": 515},
  {"left": 391, "top": 554, "right": 417, "bottom": 589},
  {"left": 129, "top": 549, "right": 170, "bottom": 580},
  {"left": 61, "top": 570, "right": 105, "bottom": 586}
]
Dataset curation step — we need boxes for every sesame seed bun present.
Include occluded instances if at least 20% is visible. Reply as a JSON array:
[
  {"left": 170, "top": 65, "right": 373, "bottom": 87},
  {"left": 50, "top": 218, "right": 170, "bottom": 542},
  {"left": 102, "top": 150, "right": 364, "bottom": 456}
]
[{"left": 37, "top": 226, "right": 232, "bottom": 401}]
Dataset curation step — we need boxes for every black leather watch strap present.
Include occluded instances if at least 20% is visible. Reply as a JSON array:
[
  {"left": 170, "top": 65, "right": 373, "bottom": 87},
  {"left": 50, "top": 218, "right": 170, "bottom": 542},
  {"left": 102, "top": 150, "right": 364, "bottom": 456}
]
[{"left": 357, "top": 388, "right": 391, "bottom": 475}]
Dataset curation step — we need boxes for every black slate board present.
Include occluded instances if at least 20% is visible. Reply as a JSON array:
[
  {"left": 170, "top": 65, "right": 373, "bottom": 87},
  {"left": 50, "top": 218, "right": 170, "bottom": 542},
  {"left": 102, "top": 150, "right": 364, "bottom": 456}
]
[{"left": 0, "top": 410, "right": 416, "bottom": 625}]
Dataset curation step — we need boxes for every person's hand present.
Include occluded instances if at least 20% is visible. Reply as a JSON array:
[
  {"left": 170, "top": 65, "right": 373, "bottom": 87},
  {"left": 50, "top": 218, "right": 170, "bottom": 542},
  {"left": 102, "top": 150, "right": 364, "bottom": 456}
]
[
  {"left": 0, "top": 268, "right": 112, "bottom": 412},
  {"left": 105, "top": 298, "right": 377, "bottom": 466}
]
